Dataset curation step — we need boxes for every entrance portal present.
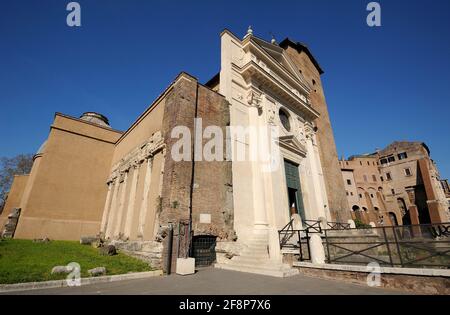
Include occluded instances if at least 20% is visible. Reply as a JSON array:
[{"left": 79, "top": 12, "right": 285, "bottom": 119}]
[
  {"left": 191, "top": 235, "right": 216, "bottom": 267},
  {"left": 284, "top": 160, "right": 305, "bottom": 220}
]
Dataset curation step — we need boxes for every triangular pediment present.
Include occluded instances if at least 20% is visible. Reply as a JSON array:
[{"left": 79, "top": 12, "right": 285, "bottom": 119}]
[
  {"left": 251, "top": 37, "right": 307, "bottom": 86},
  {"left": 278, "top": 135, "right": 307, "bottom": 157}
]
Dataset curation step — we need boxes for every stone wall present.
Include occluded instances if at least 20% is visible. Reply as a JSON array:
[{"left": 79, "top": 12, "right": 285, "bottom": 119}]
[
  {"left": 295, "top": 265, "right": 449, "bottom": 295},
  {"left": 109, "top": 240, "right": 163, "bottom": 269}
]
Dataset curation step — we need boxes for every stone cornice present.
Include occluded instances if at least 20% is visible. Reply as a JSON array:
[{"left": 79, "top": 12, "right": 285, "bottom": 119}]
[
  {"left": 234, "top": 61, "right": 320, "bottom": 121},
  {"left": 108, "top": 131, "right": 165, "bottom": 184}
]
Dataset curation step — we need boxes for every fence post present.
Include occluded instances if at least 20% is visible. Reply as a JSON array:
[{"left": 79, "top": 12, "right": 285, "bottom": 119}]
[
  {"left": 325, "top": 229, "right": 331, "bottom": 264},
  {"left": 309, "top": 233, "right": 325, "bottom": 264},
  {"left": 392, "top": 226, "right": 404, "bottom": 267},
  {"left": 382, "top": 226, "right": 394, "bottom": 267},
  {"left": 298, "top": 230, "right": 304, "bottom": 261}
]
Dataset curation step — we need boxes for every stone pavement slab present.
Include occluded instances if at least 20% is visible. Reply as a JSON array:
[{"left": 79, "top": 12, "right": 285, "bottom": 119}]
[{"left": 1, "top": 268, "right": 409, "bottom": 295}]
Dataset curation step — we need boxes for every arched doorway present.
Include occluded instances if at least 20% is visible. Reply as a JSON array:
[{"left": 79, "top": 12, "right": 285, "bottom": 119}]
[
  {"left": 397, "top": 198, "right": 410, "bottom": 225},
  {"left": 388, "top": 212, "right": 399, "bottom": 226},
  {"left": 191, "top": 235, "right": 217, "bottom": 267}
]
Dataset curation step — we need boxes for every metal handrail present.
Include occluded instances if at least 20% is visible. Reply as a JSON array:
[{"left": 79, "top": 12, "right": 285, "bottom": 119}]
[{"left": 280, "top": 218, "right": 294, "bottom": 233}]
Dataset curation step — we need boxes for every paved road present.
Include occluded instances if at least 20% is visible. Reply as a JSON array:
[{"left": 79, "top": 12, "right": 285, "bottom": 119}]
[{"left": 3, "top": 268, "right": 407, "bottom": 295}]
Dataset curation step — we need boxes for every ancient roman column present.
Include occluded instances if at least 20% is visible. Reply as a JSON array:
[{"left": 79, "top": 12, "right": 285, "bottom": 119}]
[
  {"left": 123, "top": 163, "right": 140, "bottom": 238},
  {"left": 137, "top": 157, "right": 153, "bottom": 238},
  {"left": 113, "top": 170, "right": 130, "bottom": 237},
  {"left": 105, "top": 179, "right": 121, "bottom": 238},
  {"left": 100, "top": 181, "right": 113, "bottom": 234}
]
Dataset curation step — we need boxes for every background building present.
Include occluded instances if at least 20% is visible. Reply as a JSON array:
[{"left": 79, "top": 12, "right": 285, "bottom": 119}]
[{"left": 340, "top": 141, "right": 450, "bottom": 226}]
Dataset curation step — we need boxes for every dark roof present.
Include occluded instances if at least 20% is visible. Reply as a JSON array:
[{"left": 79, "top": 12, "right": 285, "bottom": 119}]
[
  {"left": 205, "top": 72, "right": 220, "bottom": 88},
  {"left": 279, "top": 38, "right": 324, "bottom": 75}
]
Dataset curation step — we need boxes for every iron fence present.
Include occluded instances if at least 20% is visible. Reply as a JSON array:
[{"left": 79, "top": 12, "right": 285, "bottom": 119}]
[
  {"left": 324, "top": 223, "right": 450, "bottom": 268},
  {"left": 327, "top": 221, "right": 351, "bottom": 230},
  {"left": 303, "top": 220, "right": 322, "bottom": 234},
  {"left": 279, "top": 228, "right": 311, "bottom": 261}
]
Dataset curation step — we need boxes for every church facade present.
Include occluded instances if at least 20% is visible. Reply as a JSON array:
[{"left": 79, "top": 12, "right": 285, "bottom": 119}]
[{"left": 0, "top": 29, "right": 350, "bottom": 273}]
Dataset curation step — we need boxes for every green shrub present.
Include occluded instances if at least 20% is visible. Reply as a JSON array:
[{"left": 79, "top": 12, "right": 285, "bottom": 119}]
[{"left": 354, "top": 219, "right": 372, "bottom": 229}]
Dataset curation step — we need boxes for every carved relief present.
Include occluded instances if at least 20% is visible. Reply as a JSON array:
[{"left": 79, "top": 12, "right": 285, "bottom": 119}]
[
  {"left": 297, "top": 124, "right": 307, "bottom": 146},
  {"left": 266, "top": 100, "right": 278, "bottom": 125},
  {"left": 246, "top": 90, "right": 262, "bottom": 109},
  {"left": 304, "top": 123, "right": 316, "bottom": 145}
]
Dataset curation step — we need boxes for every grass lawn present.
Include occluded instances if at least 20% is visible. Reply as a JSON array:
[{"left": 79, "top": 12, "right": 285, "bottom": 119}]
[{"left": 0, "top": 239, "right": 153, "bottom": 284}]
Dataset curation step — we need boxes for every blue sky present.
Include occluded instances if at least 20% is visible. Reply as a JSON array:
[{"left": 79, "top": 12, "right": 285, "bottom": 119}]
[{"left": 0, "top": 0, "right": 449, "bottom": 179}]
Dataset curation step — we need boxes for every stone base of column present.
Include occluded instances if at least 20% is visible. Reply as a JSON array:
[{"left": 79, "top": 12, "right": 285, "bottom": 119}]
[{"left": 253, "top": 222, "right": 269, "bottom": 235}]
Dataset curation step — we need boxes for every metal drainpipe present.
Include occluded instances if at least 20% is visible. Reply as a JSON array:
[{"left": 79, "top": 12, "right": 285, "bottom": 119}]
[{"left": 187, "top": 83, "right": 199, "bottom": 258}]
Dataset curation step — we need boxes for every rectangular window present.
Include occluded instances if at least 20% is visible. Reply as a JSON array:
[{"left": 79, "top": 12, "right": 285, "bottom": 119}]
[
  {"left": 347, "top": 179, "right": 352, "bottom": 185},
  {"left": 380, "top": 158, "right": 388, "bottom": 165},
  {"left": 372, "top": 175, "right": 377, "bottom": 182},
  {"left": 380, "top": 176, "right": 384, "bottom": 182},
  {"left": 358, "top": 194, "right": 362, "bottom": 198},
  {"left": 386, "top": 172, "right": 392, "bottom": 181},
  {"left": 346, "top": 191, "right": 349, "bottom": 196},
  {"left": 404, "top": 168, "right": 412, "bottom": 176},
  {"left": 350, "top": 192, "right": 354, "bottom": 196},
  {"left": 391, "top": 189, "right": 395, "bottom": 195},
  {"left": 398, "top": 152, "right": 408, "bottom": 160},
  {"left": 388, "top": 156, "right": 395, "bottom": 163}
]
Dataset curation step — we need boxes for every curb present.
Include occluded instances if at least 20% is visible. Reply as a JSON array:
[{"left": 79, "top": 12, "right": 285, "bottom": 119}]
[
  {"left": 293, "top": 262, "right": 450, "bottom": 277},
  {"left": 0, "top": 270, "right": 163, "bottom": 293}
]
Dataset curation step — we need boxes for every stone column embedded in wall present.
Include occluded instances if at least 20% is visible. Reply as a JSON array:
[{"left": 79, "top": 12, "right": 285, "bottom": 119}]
[
  {"left": 123, "top": 162, "right": 141, "bottom": 238},
  {"left": 100, "top": 181, "right": 114, "bottom": 235},
  {"left": 247, "top": 90, "right": 269, "bottom": 231},
  {"left": 305, "top": 125, "right": 326, "bottom": 220},
  {"left": 408, "top": 205, "right": 422, "bottom": 237},
  {"left": 113, "top": 170, "right": 130, "bottom": 238},
  {"left": 105, "top": 178, "right": 121, "bottom": 238},
  {"left": 137, "top": 156, "right": 153, "bottom": 239}
]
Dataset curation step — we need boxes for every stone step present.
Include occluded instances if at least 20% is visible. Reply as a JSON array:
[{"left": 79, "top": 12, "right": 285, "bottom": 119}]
[
  {"left": 241, "top": 249, "right": 269, "bottom": 256},
  {"left": 281, "top": 248, "right": 301, "bottom": 254},
  {"left": 240, "top": 247, "right": 268, "bottom": 252},
  {"left": 215, "top": 262, "right": 299, "bottom": 278},
  {"left": 247, "top": 242, "right": 269, "bottom": 247},
  {"left": 232, "top": 256, "right": 270, "bottom": 264}
]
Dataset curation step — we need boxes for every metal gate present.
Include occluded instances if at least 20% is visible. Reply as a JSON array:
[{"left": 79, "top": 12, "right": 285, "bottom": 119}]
[{"left": 191, "top": 235, "right": 217, "bottom": 267}]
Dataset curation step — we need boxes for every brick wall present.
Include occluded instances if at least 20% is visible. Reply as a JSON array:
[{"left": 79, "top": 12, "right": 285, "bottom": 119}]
[
  {"left": 282, "top": 44, "right": 351, "bottom": 222},
  {"left": 159, "top": 74, "right": 234, "bottom": 273}
]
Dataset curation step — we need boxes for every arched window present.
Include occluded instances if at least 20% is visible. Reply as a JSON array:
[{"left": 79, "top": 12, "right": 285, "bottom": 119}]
[{"left": 352, "top": 205, "right": 360, "bottom": 211}]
